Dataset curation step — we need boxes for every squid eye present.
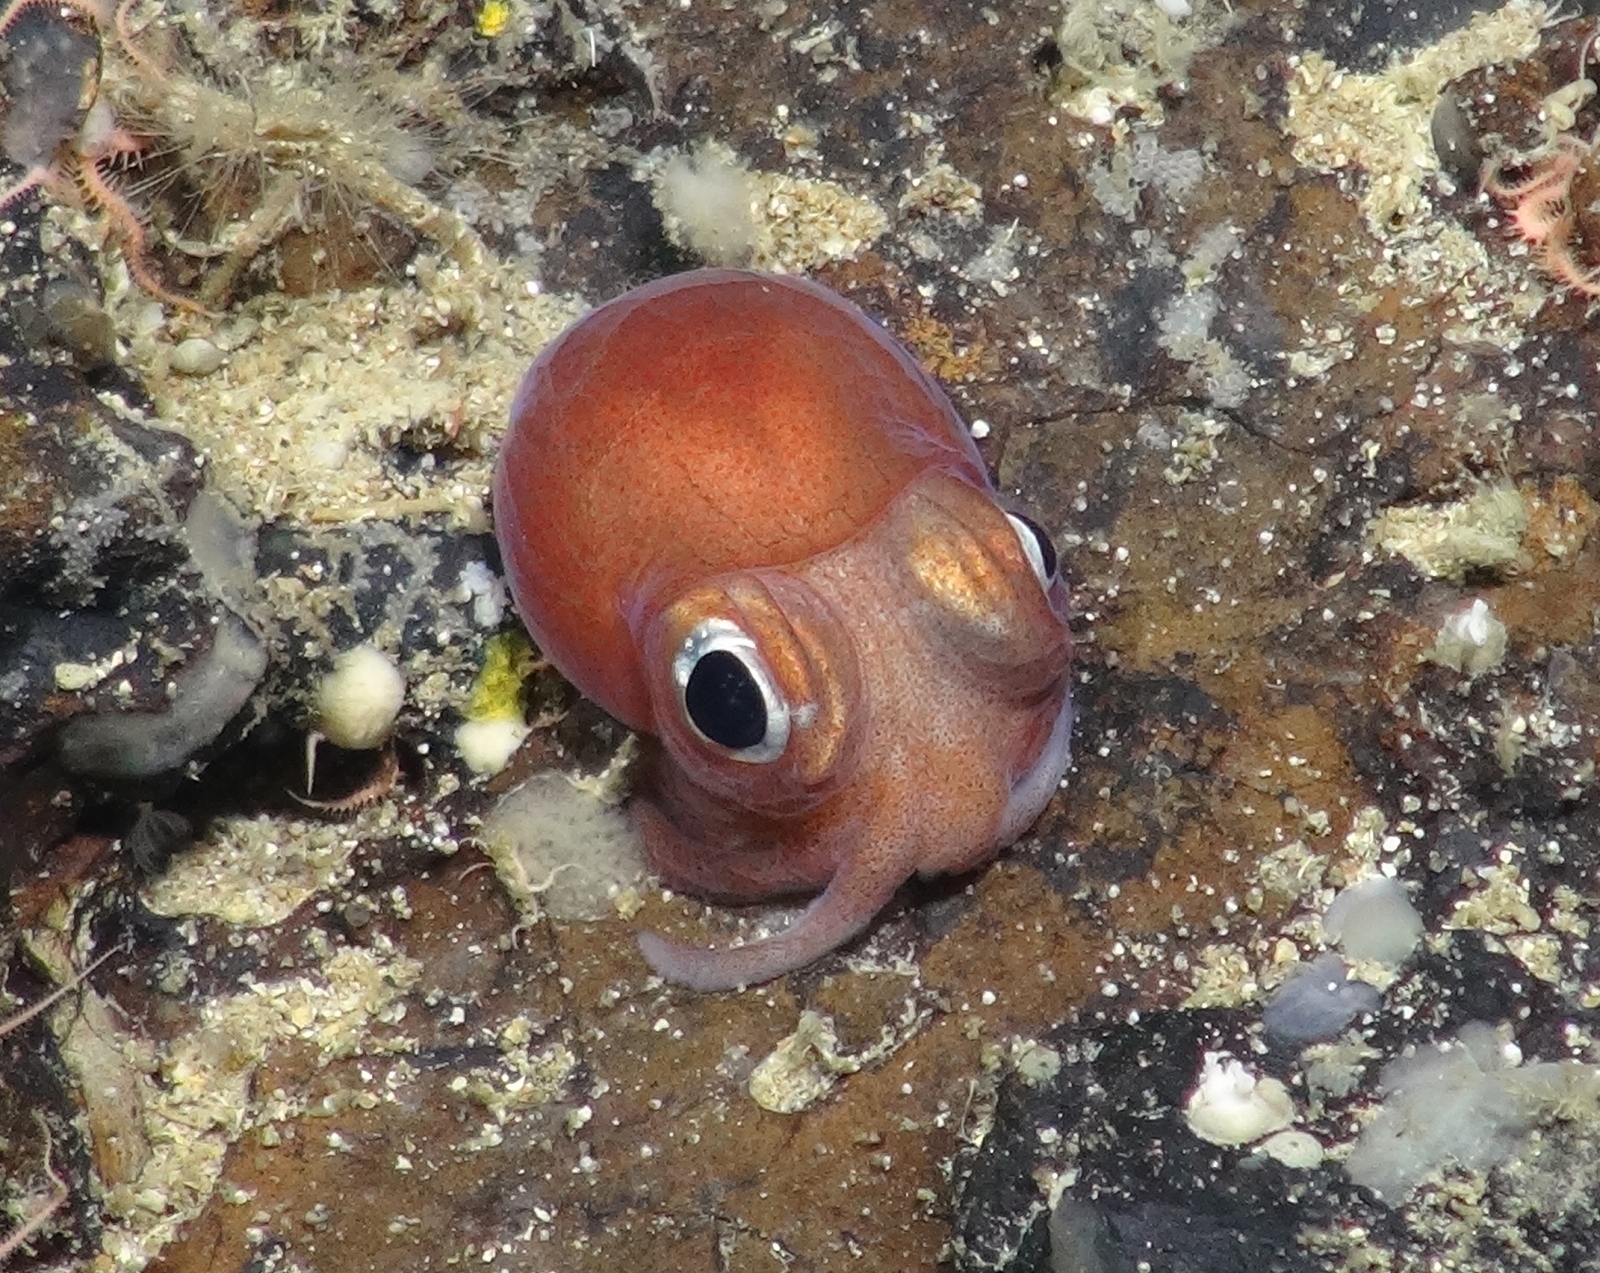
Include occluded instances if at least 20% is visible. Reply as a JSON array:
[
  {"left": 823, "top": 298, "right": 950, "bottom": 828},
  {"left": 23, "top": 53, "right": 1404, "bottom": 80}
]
[
  {"left": 1006, "top": 511, "right": 1058, "bottom": 588},
  {"left": 672, "top": 619, "right": 790, "bottom": 762}
]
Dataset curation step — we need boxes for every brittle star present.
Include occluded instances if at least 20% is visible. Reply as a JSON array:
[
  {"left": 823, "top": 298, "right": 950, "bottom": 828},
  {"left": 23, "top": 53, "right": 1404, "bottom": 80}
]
[
  {"left": 1479, "top": 29, "right": 1600, "bottom": 296},
  {"left": 0, "top": 0, "right": 213, "bottom": 312}
]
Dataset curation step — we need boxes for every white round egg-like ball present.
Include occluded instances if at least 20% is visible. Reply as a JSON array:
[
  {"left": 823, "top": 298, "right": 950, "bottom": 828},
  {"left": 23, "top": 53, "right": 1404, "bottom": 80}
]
[{"left": 315, "top": 645, "right": 405, "bottom": 750}]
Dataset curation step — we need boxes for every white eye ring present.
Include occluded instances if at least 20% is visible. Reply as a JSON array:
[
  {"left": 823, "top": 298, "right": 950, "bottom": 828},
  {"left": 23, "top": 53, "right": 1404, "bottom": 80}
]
[
  {"left": 1006, "top": 512, "right": 1058, "bottom": 590},
  {"left": 671, "top": 618, "right": 790, "bottom": 763}
]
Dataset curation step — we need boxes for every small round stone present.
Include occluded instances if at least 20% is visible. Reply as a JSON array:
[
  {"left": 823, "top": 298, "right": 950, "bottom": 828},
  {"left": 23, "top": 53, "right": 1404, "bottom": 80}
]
[{"left": 171, "top": 337, "right": 225, "bottom": 376}]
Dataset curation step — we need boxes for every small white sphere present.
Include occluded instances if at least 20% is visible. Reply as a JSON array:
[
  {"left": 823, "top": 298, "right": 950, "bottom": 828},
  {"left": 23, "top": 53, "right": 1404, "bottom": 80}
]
[
  {"left": 315, "top": 645, "right": 405, "bottom": 750},
  {"left": 454, "top": 717, "right": 530, "bottom": 775}
]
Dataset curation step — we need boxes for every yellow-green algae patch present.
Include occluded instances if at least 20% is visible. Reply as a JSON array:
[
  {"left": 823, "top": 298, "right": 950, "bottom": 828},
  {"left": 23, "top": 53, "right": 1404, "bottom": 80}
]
[
  {"left": 462, "top": 630, "right": 539, "bottom": 724},
  {"left": 454, "top": 630, "right": 538, "bottom": 774}
]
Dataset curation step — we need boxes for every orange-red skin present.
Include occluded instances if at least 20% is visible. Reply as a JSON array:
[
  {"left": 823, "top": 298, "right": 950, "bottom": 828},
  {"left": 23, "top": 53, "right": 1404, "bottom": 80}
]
[
  {"left": 497, "top": 270, "right": 987, "bottom": 728},
  {"left": 494, "top": 269, "right": 1073, "bottom": 991}
]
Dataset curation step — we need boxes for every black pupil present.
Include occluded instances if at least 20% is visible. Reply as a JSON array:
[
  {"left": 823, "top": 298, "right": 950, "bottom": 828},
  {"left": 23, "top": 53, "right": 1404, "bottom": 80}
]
[
  {"left": 684, "top": 649, "right": 768, "bottom": 750},
  {"left": 1016, "top": 513, "right": 1058, "bottom": 580}
]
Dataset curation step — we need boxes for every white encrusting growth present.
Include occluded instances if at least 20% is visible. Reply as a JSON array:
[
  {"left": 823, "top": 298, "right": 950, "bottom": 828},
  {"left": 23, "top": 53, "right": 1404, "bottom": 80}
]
[
  {"left": 1344, "top": 1022, "right": 1600, "bottom": 1202},
  {"left": 481, "top": 772, "right": 647, "bottom": 923},
  {"left": 1424, "top": 597, "right": 1509, "bottom": 675},
  {"left": 1183, "top": 1052, "right": 1295, "bottom": 1146}
]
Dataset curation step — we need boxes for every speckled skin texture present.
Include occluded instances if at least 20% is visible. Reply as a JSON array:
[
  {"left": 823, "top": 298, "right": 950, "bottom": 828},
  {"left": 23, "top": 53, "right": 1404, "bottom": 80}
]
[{"left": 494, "top": 269, "right": 1073, "bottom": 990}]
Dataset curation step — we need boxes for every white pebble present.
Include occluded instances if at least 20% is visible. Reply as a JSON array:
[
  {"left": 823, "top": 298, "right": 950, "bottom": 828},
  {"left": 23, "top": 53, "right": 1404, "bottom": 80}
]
[
  {"left": 1323, "top": 876, "right": 1423, "bottom": 966},
  {"left": 170, "top": 337, "right": 225, "bottom": 376}
]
